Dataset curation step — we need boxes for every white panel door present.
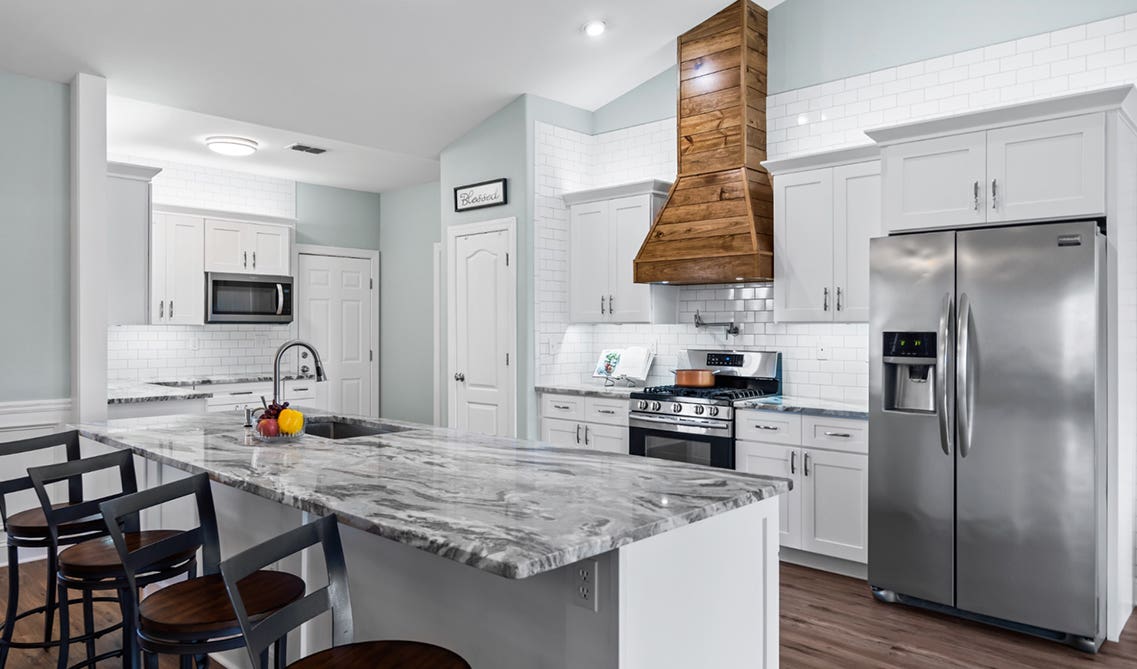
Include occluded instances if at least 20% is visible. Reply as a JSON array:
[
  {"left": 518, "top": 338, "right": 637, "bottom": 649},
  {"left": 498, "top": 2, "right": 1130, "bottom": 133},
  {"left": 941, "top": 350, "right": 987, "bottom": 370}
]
[
  {"left": 585, "top": 422, "right": 628, "bottom": 454},
  {"left": 833, "top": 161, "right": 882, "bottom": 322},
  {"left": 246, "top": 223, "right": 291, "bottom": 275},
  {"left": 452, "top": 228, "right": 514, "bottom": 437},
  {"left": 774, "top": 168, "right": 834, "bottom": 322},
  {"left": 883, "top": 131, "right": 986, "bottom": 232},
  {"left": 801, "top": 449, "right": 868, "bottom": 563},
  {"left": 541, "top": 418, "right": 581, "bottom": 448},
  {"left": 737, "top": 441, "right": 802, "bottom": 549},
  {"left": 298, "top": 254, "right": 375, "bottom": 416},
  {"left": 608, "top": 195, "right": 652, "bottom": 323},
  {"left": 204, "top": 219, "right": 248, "bottom": 273},
  {"left": 165, "top": 215, "right": 205, "bottom": 325},
  {"left": 986, "top": 113, "right": 1106, "bottom": 223},
  {"left": 569, "top": 201, "right": 611, "bottom": 323}
]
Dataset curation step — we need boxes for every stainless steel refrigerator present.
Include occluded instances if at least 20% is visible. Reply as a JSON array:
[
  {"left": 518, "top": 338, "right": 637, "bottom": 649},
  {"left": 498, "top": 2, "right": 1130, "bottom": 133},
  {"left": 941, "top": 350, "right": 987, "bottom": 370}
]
[{"left": 868, "top": 219, "right": 1107, "bottom": 650}]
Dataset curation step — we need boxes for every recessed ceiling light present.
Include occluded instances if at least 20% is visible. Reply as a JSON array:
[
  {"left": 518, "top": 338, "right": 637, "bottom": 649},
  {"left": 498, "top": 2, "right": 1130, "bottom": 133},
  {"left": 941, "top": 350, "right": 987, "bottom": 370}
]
[
  {"left": 205, "top": 136, "right": 259, "bottom": 157},
  {"left": 583, "top": 20, "right": 606, "bottom": 38}
]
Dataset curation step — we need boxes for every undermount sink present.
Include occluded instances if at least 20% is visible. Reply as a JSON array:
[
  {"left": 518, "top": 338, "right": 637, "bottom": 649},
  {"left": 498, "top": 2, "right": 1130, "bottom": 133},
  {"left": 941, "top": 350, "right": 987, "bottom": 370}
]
[{"left": 305, "top": 420, "right": 410, "bottom": 440}]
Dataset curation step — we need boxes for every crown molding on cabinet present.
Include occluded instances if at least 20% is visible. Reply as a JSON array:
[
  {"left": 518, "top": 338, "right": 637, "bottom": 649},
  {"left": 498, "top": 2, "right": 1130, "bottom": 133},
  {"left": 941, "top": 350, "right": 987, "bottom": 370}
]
[
  {"left": 107, "top": 162, "right": 162, "bottom": 182},
  {"left": 562, "top": 179, "right": 673, "bottom": 206},
  {"left": 762, "top": 144, "right": 880, "bottom": 176},
  {"left": 153, "top": 203, "right": 297, "bottom": 228}
]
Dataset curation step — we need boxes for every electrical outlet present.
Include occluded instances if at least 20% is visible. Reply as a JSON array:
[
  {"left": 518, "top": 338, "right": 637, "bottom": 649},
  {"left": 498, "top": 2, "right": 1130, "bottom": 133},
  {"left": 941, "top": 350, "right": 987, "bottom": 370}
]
[
  {"left": 816, "top": 346, "right": 828, "bottom": 360},
  {"left": 572, "top": 559, "right": 599, "bottom": 612},
  {"left": 190, "top": 338, "right": 200, "bottom": 352}
]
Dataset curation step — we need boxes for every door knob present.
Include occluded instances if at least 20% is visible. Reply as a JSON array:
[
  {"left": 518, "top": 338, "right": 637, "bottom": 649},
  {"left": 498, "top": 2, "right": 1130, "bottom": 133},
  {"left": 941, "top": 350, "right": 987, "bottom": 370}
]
[{"left": 454, "top": 372, "right": 465, "bottom": 382}]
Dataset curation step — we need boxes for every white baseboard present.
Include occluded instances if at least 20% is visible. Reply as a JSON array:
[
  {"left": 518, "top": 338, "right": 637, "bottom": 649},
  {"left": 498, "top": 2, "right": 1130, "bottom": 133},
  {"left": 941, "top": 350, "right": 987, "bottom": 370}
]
[
  {"left": 0, "top": 398, "right": 73, "bottom": 432},
  {"left": 780, "top": 547, "right": 868, "bottom": 580}
]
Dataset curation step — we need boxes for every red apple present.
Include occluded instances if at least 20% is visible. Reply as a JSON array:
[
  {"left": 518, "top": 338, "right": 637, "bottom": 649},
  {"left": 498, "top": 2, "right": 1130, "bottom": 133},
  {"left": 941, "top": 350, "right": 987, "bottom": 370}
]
[{"left": 258, "top": 418, "right": 280, "bottom": 438}]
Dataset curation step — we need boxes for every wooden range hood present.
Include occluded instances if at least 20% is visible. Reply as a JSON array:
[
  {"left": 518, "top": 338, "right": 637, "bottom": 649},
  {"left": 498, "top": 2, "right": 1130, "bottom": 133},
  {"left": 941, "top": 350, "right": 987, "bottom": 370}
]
[{"left": 633, "top": 0, "right": 773, "bottom": 284}]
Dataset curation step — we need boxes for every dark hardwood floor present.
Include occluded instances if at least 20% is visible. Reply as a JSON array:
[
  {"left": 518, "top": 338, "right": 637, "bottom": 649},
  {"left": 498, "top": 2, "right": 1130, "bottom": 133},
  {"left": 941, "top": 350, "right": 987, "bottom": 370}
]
[{"left": 3, "top": 560, "right": 1137, "bottom": 667}]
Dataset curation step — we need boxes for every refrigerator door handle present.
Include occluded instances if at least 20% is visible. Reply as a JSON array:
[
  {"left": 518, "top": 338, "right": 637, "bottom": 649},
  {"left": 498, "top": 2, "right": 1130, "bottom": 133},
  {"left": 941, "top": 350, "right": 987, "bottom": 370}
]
[
  {"left": 957, "top": 292, "right": 972, "bottom": 458},
  {"left": 937, "top": 292, "right": 954, "bottom": 456}
]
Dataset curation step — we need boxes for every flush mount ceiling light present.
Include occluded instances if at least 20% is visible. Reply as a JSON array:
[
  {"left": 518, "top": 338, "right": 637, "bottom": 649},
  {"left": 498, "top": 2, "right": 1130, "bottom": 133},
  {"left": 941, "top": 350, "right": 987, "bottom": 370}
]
[
  {"left": 583, "top": 20, "right": 606, "bottom": 37},
  {"left": 205, "top": 136, "right": 259, "bottom": 157}
]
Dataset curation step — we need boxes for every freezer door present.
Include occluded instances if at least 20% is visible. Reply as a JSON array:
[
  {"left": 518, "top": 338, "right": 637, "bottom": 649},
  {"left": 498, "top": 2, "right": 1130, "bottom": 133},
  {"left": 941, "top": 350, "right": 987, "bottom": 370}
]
[
  {"left": 955, "top": 220, "right": 1101, "bottom": 636},
  {"left": 868, "top": 231, "right": 956, "bottom": 605}
]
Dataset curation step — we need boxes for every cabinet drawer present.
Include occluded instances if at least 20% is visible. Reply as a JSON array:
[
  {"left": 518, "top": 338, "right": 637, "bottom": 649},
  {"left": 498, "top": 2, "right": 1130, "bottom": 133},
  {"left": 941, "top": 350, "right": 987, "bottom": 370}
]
[
  {"left": 735, "top": 411, "right": 801, "bottom": 445},
  {"left": 282, "top": 378, "right": 316, "bottom": 401},
  {"left": 802, "top": 416, "right": 868, "bottom": 454},
  {"left": 541, "top": 394, "right": 584, "bottom": 420},
  {"left": 585, "top": 397, "right": 628, "bottom": 426}
]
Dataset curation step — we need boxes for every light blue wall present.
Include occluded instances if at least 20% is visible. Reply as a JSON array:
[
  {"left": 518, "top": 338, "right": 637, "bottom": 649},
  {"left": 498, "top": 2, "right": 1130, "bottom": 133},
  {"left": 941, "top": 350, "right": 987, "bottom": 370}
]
[
  {"left": 378, "top": 181, "right": 439, "bottom": 424},
  {"left": 769, "top": 0, "right": 1137, "bottom": 93},
  {"left": 0, "top": 70, "right": 70, "bottom": 402},
  {"left": 295, "top": 182, "right": 381, "bottom": 250},
  {"left": 592, "top": 66, "right": 678, "bottom": 134}
]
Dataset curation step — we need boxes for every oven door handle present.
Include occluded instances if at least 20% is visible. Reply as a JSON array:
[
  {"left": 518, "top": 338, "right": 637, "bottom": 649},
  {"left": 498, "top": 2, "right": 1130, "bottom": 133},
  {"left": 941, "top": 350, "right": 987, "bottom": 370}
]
[{"left": 629, "top": 413, "right": 732, "bottom": 432}]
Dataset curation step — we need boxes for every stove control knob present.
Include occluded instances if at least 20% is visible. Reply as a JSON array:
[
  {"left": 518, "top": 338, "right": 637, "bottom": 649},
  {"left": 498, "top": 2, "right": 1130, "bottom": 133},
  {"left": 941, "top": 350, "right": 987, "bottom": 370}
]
[
  {"left": 671, "top": 403, "right": 683, "bottom": 414},
  {"left": 708, "top": 406, "right": 720, "bottom": 417},
  {"left": 693, "top": 405, "right": 705, "bottom": 415},
  {"left": 637, "top": 400, "right": 648, "bottom": 410},
  {"left": 651, "top": 401, "right": 662, "bottom": 412}
]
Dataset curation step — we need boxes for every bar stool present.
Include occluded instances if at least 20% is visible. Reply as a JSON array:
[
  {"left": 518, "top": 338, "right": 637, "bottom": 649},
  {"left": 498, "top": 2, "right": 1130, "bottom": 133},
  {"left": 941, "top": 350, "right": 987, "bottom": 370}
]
[
  {"left": 28, "top": 450, "right": 199, "bottom": 669},
  {"left": 220, "top": 515, "right": 471, "bottom": 669},
  {"left": 0, "top": 431, "right": 119, "bottom": 667},
  {"left": 99, "top": 472, "right": 305, "bottom": 669}
]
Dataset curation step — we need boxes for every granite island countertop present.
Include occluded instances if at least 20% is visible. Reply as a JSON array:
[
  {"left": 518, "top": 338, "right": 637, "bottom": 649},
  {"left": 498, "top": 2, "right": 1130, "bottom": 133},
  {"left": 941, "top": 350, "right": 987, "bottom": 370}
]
[
  {"left": 107, "top": 381, "right": 213, "bottom": 405},
  {"left": 739, "top": 394, "right": 868, "bottom": 420},
  {"left": 74, "top": 413, "right": 790, "bottom": 579}
]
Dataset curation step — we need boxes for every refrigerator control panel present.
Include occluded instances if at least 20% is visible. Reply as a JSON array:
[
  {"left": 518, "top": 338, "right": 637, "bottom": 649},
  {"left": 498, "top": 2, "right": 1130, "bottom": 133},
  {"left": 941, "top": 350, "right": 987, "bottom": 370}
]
[{"left": 883, "top": 332, "right": 936, "bottom": 358}]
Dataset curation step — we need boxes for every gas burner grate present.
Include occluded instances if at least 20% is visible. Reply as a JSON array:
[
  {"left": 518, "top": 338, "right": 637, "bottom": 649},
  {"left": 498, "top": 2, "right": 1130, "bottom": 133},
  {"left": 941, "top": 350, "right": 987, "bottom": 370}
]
[{"left": 637, "top": 386, "right": 770, "bottom": 401}]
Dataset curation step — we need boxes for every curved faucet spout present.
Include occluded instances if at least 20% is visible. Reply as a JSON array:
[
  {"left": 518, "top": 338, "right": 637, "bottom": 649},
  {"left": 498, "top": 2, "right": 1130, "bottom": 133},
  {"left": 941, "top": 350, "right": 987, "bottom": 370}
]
[{"left": 273, "top": 339, "right": 327, "bottom": 403}]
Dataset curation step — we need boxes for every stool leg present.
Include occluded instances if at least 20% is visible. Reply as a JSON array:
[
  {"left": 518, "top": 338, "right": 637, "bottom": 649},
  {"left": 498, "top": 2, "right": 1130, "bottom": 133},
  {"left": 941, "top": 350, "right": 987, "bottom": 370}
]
[
  {"left": 144, "top": 650, "right": 159, "bottom": 669},
  {"left": 43, "top": 547, "right": 58, "bottom": 645},
  {"left": 180, "top": 654, "right": 193, "bottom": 669},
  {"left": 1, "top": 544, "right": 19, "bottom": 668},
  {"left": 274, "top": 636, "right": 287, "bottom": 669},
  {"left": 56, "top": 581, "right": 69, "bottom": 669},
  {"left": 119, "top": 587, "right": 139, "bottom": 669},
  {"left": 195, "top": 653, "right": 209, "bottom": 668},
  {"left": 81, "top": 590, "right": 95, "bottom": 662}
]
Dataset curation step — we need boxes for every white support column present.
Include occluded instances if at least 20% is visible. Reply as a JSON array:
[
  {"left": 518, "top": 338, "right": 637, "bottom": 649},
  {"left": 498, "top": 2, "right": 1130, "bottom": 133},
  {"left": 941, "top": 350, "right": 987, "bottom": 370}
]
[{"left": 70, "top": 73, "right": 108, "bottom": 423}]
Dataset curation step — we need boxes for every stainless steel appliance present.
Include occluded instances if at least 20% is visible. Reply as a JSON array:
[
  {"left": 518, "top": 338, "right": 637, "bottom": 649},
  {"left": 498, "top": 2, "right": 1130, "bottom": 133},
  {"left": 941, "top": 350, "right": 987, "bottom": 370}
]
[
  {"left": 629, "top": 350, "right": 781, "bottom": 469},
  {"left": 205, "top": 272, "right": 293, "bottom": 324},
  {"left": 869, "top": 219, "right": 1106, "bottom": 651}
]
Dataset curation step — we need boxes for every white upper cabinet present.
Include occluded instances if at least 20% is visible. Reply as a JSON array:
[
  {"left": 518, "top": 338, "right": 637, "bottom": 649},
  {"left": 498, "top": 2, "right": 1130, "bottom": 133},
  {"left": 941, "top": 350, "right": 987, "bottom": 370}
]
[
  {"left": 106, "top": 162, "right": 161, "bottom": 325},
  {"left": 205, "top": 219, "right": 291, "bottom": 275},
  {"left": 767, "top": 148, "right": 881, "bottom": 323},
  {"left": 151, "top": 212, "right": 204, "bottom": 325},
  {"left": 565, "top": 180, "right": 677, "bottom": 324},
  {"left": 882, "top": 131, "right": 986, "bottom": 232}
]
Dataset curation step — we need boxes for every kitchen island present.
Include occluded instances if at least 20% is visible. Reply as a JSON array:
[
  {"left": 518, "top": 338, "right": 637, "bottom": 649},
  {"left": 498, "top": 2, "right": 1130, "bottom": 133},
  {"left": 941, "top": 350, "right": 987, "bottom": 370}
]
[{"left": 75, "top": 413, "right": 788, "bottom": 668}]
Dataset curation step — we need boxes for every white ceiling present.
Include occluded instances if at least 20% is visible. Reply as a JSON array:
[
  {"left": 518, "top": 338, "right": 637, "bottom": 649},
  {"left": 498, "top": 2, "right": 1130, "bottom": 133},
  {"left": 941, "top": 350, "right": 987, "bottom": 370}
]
[{"left": 1, "top": 0, "right": 784, "bottom": 192}]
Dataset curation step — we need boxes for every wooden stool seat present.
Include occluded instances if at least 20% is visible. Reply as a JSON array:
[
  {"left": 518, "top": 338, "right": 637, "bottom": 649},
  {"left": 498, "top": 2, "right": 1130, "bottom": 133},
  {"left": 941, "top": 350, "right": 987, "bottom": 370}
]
[
  {"left": 6, "top": 503, "right": 104, "bottom": 539},
  {"left": 59, "top": 530, "right": 193, "bottom": 578},
  {"left": 287, "top": 640, "right": 472, "bottom": 669},
  {"left": 140, "top": 571, "right": 305, "bottom": 637}
]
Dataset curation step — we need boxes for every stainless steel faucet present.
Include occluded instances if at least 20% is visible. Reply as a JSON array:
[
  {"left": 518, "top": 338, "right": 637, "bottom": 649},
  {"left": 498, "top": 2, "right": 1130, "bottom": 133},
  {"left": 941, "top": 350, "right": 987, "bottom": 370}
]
[{"left": 273, "top": 339, "right": 327, "bottom": 402}]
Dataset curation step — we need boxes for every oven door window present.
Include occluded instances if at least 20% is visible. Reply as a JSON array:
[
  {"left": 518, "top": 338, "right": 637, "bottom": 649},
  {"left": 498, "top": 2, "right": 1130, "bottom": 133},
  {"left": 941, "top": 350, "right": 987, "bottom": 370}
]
[{"left": 643, "top": 434, "right": 715, "bottom": 468}]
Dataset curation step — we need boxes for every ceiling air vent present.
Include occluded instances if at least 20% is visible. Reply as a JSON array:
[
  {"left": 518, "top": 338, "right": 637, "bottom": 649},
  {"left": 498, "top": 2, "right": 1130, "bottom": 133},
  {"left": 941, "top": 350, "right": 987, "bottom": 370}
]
[{"left": 287, "top": 143, "right": 328, "bottom": 155}]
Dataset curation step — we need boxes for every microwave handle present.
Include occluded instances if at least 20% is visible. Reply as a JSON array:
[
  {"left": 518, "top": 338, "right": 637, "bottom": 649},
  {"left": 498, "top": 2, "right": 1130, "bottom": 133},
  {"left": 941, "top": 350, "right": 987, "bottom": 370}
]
[{"left": 276, "top": 283, "right": 284, "bottom": 315}]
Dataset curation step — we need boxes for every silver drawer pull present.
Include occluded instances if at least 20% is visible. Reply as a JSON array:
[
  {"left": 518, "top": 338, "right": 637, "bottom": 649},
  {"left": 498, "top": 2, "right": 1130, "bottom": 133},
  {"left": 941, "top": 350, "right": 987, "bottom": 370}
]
[
  {"left": 292, "top": 387, "right": 309, "bottom": 392},
  {"left": 229, "top": 391, "right": 253, "bottom": 396},
  {"left": 755, "top": 424, "right": 780, "bottom": 431},
  {"left": 597, "top": 409, "right": 616, "bottom": 415},
  {"left": 553, "top": 404, "right": 571, "bottom": 410},
  {"left": 824, "top": 431, "right": 852, "bottom": 438}
]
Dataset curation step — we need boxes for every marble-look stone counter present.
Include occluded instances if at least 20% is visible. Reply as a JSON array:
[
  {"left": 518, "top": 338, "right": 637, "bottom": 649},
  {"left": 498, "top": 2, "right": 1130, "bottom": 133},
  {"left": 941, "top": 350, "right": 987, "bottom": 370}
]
[
  {"left": 153, "top": 374, "right": 311, "bottom": 388},
  {"left": 74, "top": 413, "right": 789, "bottom": 579},
  {"left": 535, "top": 384, "right": 638, "bottom": 398},
  {"left": 740, "top": 394, "right": 868, "bottom": 420},
  {"left": 107, "top": 381, "right": 213, "bottom": 405}
]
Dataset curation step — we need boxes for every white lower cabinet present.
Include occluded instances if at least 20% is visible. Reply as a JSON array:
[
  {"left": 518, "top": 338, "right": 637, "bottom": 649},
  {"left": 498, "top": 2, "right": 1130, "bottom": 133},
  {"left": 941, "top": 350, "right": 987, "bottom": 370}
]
[
  {"left": 737, "top": 410, "right": 868, "bottom": 564},
  {"left": 539, "top": 392, "right": 629, "bottom": 455}
]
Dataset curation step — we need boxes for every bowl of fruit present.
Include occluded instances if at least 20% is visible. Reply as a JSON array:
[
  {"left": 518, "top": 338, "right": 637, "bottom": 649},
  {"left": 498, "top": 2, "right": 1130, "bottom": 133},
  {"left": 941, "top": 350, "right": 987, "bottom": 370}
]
[{"left": 253, "top": 400, "right": 306, "bottom": 444}]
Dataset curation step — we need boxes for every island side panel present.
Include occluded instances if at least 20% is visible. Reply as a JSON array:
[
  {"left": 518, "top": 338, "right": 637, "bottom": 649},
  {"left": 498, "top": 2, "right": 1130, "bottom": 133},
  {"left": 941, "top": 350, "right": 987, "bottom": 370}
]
[{"left": 617, "top": 497, "right": 779, "bottom": 668}]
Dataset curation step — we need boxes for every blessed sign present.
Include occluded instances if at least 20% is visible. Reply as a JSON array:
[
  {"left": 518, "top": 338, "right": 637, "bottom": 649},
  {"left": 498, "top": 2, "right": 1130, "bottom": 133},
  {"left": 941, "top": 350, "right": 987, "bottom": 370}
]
[{"left": 454, "top": 178, "right": 508, "bottom": 212}]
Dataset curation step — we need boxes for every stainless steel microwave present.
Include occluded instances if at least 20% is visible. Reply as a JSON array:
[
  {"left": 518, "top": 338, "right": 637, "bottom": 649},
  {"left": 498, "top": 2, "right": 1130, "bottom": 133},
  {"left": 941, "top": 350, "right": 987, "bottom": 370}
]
[{"left": 205, "top": 273, "right": 293, "bottom": 324}]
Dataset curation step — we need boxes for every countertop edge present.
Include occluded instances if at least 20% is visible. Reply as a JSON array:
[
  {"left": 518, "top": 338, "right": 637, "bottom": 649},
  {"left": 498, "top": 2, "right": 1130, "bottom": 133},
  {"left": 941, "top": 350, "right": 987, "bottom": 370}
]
[{"left": 534, "top": 385, "right": 637, "bottom": 398}]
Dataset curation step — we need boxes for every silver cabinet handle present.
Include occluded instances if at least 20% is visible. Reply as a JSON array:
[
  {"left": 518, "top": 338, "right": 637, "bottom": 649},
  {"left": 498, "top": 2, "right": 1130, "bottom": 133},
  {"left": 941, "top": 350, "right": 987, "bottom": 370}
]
[
  {"left": 755, "top": 424, "right": 780, "bottom": 431},
  {"left": 957, "top": 293, "right": 973, "bottom": 458},
  {"left": 937, "top": 292, "right": 954, "bottom": 457},
  {"left": 973, "top": 180, "right": 980, "bottom": 211},
  {"left": 169, "top": 300, "right": 174, "bottom": 318},
  {"left": 229, "top": 391, "right": 253, "bottom": 396},
  {"left": 600, "top": 295, "right": 605, "bottom": 315},
  {"left": 293, "top": 387, "right": 309, "bottom": 392},
  {"left": 804, "top": 452, "right": 812, "bottom": 477},
  {"left": 824, "top": 431, "right": 852, "bottom": 438},
  {"left": 597, "top": 409, "right": 616, "bottom": 415},
  {"left": 253, "top": 251, "right": 257, "bottom": 269},
  {"left": 608, "top": 295, "right": 613, "bottom": 314},
  {"left": 823, "top": 287, "right": 829, "bottom": 311},
  {"left": 276, "top": 283, "right": 284, "bottom": 315},
  {"left": 991, "top": 178, "right": 998, "bottom": 210},
  {"left": 836, "top": 287, "right": 843, "bottom": 311},
  {"left": 159, "top": 300, "right": 164, "bottom": 319},
  {"left": 553, "top": 404, "right": 571, "bottom": 410},
  {"left": 243, "top": 251, "right": 248, "bottom": 268},
  {"left": 790, "top": 451, "right": 796, "bottom": 475},
  {"left": 576, "top": 424, "right": 582, "bottom": 444},
  {"left": 584, "top": 425, "right": 591, "bottom": 445},
  {"left": 454, "top": 372, "right": 465, "bottom": 382}
]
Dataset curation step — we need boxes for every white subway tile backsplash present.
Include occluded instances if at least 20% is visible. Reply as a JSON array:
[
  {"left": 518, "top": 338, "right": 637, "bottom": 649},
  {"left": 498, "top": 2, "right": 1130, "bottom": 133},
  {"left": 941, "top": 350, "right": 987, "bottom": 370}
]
[{"left": 106, "top": 325, "right": 294, "bottom": 383}]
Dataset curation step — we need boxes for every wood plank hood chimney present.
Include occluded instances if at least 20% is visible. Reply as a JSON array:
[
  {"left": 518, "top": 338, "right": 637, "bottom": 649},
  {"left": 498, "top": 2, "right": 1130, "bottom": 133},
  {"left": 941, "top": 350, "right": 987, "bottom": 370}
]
[{"left": 633, "top": 0, "right": 772, "bottom": 284}]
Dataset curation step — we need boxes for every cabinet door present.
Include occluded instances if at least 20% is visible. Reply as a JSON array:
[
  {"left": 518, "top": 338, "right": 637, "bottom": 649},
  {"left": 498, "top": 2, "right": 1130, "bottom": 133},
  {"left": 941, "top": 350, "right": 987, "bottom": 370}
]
[
  {"left": 150, "top": 215, "right": 168, "bottom": 324},
  {"left": 737, "top": 441, "right": 802, "bottom": 550},
  {"left": 204, "top": 219, "right": 248, "bottom": 273},
  {"left": 245, "top": 223, "right": 291, "bottom": 275},
  {"left": 569, "top": 201, "right": 611, "bottom": 323},
  {"left": 774, "top": 168, "right": 835, "bottom": 322},
  {"left": 608, "top": 195, "right": 653, "bottom": 323},
  {"left": 585, "top": 422, "right": 628, "bottom": 455},
  {"left": 801, "top": 449, "right": 868, "bottom": 563},
  {"left": 833, "top": 161, "right": 881, "bottom": 322},
  {"left": 164, "top": 215, "right": 205, "bottom": 325},
  {"left": 883, "top": 131, "right": 986, "bottom": 232},
  {"left": 541, "top": 418, "right": 582, "bottom": 448},
  {"left": 986, "top": 113, "right": 1105, "bottom": 223}
]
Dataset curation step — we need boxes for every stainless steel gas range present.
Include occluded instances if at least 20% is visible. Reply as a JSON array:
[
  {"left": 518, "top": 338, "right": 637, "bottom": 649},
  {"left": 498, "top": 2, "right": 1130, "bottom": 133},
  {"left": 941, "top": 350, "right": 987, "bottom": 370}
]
[{"left": 629, "top": 349, "right": 781, "bottom": 470}]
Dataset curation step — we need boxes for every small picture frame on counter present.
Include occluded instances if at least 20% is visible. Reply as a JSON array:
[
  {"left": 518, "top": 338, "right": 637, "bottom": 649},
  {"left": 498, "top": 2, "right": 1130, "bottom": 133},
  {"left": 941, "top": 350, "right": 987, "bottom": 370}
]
[{"left": 454, "top": 178, "right": 508, "bottom": 212}]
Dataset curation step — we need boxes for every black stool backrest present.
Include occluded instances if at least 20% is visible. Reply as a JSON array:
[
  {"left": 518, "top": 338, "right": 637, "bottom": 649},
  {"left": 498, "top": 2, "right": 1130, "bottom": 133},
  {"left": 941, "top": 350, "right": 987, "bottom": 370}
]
[
  {"left": 220, "top": 515, "right": 351, "bottom": 668},
  {"left": 0, "top": 431, "right": 82, "bottom": 533},
  {"left": 100, "top": 472, "right": 220, "bottom": 594},
  {"left": 27, "top": 449, "right": 139, "bottom": 545}
]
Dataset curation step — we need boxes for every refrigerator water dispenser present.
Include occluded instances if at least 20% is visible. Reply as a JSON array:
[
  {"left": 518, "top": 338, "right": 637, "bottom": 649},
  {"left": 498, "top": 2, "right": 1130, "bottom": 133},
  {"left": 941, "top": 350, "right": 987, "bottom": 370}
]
[{"left": 882, "top": 332, "right": 936, "bottom": 414}]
